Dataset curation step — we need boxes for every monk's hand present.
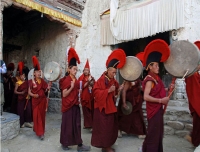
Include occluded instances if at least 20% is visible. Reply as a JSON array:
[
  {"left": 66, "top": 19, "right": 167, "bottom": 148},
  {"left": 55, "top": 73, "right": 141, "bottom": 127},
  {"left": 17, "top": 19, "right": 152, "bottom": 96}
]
[
  {"left": 79, "top": 89, "right": 82, "bottom": 94},
  {"left": 34, "top": 94, "right": 39, "bottom": 98},
  {"left": 118, "top": 84, "right": 124, "bottom": 92},
  {"left": 160, "top": 97, "right": 170, "bottom": 105},
  {"left": 123, "top": 103, "right": 128, "bottom": 109},
  {"left": 131, "top": 82, "right": 135, "bottom": 86},
  {"left": 71, "top": 81, "right": 75, "bottom": 89},
  {"left": 88, "top": 75, "right": 92, "bottom": 81},
  {"left": 108, "top": 85, "right": 115, "bottom": 93},
  {"left": 21, "top": 90, "right": 25, "bottom": 94},
  {"left": 47, "top": 82, "right": 52, "bottom": 90}
]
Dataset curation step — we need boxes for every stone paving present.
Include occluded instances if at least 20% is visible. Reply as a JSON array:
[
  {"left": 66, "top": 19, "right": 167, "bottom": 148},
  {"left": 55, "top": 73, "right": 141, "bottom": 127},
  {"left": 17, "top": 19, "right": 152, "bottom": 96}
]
[{"left": 1, "top": 113, "right": 195, "bottom": 152}]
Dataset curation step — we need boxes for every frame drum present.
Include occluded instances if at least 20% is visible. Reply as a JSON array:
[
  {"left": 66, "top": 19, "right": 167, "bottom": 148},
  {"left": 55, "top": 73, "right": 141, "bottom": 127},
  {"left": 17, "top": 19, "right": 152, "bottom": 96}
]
[
  {"left": 119, "top": 56, "right": 143, "bottom": 81},
  {"left": 44, "top": 61, "right": 61, "bottom": 81},
  {"left": 164, "top": 40, "right": 200, "bottom": 78}
]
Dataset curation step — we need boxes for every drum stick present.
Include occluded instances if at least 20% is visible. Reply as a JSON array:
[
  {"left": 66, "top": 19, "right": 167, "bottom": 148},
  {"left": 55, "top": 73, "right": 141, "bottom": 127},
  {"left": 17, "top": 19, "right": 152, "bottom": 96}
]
[
  {"left": 115, "top": 81, "right": 125, "bottom": 107},
  {"left": 24, "top": 99, "right": 29, "bottom": 110},
  {"left": 168, "top": 69, "right": 189, "bottom": 98},
  {"left": 46, "top": 81, "right": 52, "bottom": 112},
  {"left": 78, "top": 81, "right": 82, "bottom": 102},
  {"left": 164, "top": 69, "right": 189, "bottom": 113}
]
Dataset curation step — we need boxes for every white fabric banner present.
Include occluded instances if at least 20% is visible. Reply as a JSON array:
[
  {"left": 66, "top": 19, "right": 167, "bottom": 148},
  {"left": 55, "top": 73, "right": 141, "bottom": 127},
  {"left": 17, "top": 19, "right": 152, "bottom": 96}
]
[{"left": 100, "top": 0, "right": 185, "bottom": 45}]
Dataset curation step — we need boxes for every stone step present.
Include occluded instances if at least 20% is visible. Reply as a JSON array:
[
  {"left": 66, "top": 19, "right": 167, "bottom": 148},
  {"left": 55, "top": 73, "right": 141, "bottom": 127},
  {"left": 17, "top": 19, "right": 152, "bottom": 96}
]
[
  {"left": 1, "top": 112, "right": 20, "bottom": 141},
  {"left": 142, "top": 100, "right": 189, "bottom": 108},
  {"left": 167, "top": 100, "right": 188, "bottom": 107},
  {"left": 165, "top": 105, "right": 190, "bottom": 114}
]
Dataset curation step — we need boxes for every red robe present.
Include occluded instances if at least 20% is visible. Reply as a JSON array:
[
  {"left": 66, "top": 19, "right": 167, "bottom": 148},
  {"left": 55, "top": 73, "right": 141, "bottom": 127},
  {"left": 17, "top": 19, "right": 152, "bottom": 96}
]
[
  {"left": 29, "top": 79, "right": 48, "bottom": 136},
  {"left": 91, "top": 72, "right": 119, "bottom": 148},
  {"left": 17, "top": 80, "right": 32, "bottom": 126},
  {"left": 185, "top": 72, "right": 200, "bottom": 147},
  {"left": 93, "top": 73, "right": 119, "bottom": 114},
  {"left": 185, "top": 72, "right": 200, "bottom": 117},
  {"left": 142, "top": 72, "right": 166, "bottom": 152},
  {"left": 142, "top": 72, "right": 166, "bottom": 119},
  {"left": 59, "top": 76, "right": 79, "bottom": 113},
  {"left": 78, "top": 74, "right": 94, "bottom": 109},
  {"left": 59, "top": 76, "right": 82, "bottom": 146},
  {"left": 78, "top": 74, "right": 95, "bottom": 128}
]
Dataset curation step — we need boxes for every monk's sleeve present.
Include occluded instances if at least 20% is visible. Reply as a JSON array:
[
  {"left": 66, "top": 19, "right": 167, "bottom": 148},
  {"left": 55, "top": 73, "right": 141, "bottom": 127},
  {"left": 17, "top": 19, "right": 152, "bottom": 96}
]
[
  {"left": 42, "top": 79, "right": 48, "bottom": 90},
  {"left": 93, "top": 79, "right": 109, "bottom": 110},
  {"left": 62, "top": 78, "right": 71, "bottom": 91}
]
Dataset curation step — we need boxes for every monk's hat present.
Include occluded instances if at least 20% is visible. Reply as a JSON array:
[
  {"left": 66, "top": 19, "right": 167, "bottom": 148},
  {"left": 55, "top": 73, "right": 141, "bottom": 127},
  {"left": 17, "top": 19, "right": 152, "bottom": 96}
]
[
  {"left": 143, "top": 39, "right": 170, "bottom": 70},
  {"left": 7, "top": 63, "right": 15, "bottom": 71},
  {"left": 106, "top": 49, "right": 126, "bottom": 69},
  {"left": 32, "top": 56, "right": 41, "bottom": 71},
  {"left": 67, "top": 48, "right": 80, "bottom": 67},
  {"left": 194, "top": 41, "right": 200, "bottom": 50},
  {"left": 84, "top": 59, "right": 90, "bottom": 70},
  {"left": 135, "top": 52, "right": 144, "bottom": 64},
  {"left": 17, "top": 61, "right": 25, "bottom": 75}
]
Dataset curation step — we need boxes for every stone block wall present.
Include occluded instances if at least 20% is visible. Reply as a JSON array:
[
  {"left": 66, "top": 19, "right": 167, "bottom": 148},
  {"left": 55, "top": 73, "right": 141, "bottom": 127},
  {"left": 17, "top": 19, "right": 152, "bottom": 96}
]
[
  {"left": 173, "top": 79, "right": 187, "bottom": 100},
  {"left": 1, "top": 112, "right": 20, "bottom": 141}
]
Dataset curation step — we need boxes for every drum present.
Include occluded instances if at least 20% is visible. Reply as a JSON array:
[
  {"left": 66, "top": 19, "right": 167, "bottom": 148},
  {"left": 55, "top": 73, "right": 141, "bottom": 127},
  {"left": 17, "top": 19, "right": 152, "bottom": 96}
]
[
  {"left": 28, "top": 69, "right": 44, "bottom": 80},
  {"left": 119, "top": 56, "right": 143, "bottom": 81},
  {"left": 44, "top": 61, "right": 61, "bottom": 81},
  {"left": 164, "top": 40, "right": 200, "bottom": 78}
]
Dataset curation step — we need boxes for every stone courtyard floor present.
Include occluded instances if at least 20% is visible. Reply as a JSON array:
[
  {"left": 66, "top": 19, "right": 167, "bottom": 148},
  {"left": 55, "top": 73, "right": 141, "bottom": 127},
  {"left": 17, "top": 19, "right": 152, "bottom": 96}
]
[{"left": 1, "top": 113, "right": 195, "bottom": 152}]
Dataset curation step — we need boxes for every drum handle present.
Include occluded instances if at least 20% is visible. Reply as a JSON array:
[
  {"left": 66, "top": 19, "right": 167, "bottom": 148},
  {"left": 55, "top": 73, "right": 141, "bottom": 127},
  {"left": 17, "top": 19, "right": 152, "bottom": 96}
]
[
  {"left": 163, "top": 69, "right": 189, "bottom": 113},
  {"left": 115, "top": 81, "right": 125, "bottom": 107},
  {"left": 46, "top": 81, "right": 52, "bottom": 112}
]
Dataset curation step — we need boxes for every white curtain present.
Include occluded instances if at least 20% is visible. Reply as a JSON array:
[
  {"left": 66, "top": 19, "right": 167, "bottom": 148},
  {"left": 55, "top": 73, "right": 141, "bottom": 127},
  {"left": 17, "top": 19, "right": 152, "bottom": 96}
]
[{"left": 100, "top": 0, "right": 185, "bottom": 45}]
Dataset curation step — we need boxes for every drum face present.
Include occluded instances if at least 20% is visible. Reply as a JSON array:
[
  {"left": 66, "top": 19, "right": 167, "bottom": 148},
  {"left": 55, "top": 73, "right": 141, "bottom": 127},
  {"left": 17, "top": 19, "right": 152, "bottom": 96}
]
[
  {"left": 44, "top": 61, "right": 61, "bottom": 81},
  {"left": 164, "top": 40, "right": 200, "bottom": 78},
  {"left": 119, "top": 56, "right": 143, "bottom": 81}
]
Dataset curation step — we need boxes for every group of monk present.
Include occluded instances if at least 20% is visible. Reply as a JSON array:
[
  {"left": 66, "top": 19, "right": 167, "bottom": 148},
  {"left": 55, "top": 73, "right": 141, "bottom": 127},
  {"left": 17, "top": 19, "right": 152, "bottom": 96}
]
[
  {"left": 1, "top": 56, "right": 51, "bottom": 140},
  {"left": 0, "top": 38, "right": 200, "bottom": 152}
]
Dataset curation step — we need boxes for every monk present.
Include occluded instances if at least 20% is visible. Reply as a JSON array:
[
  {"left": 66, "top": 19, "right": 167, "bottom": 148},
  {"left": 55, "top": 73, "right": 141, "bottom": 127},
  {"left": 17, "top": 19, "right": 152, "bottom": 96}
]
[
  {"left": 3, "top": 63, "right": 15, "bottom": 112},
  {"left": 0, "top": 60, "right": 6, "bottom": 120},
  {"left": 60, "top": 48, "right": 91, "bottom": 151},
  {"left": 91, "top": 49, "right": 126, "bottom": 152},
  {"left": 28, "top": 56, "right": 51, "bottom": 140},
  {"left": 14, "top": 62, "right": 32, "bottom": 128},
  {"left": 185, "top": 41, "right": 200, "bottom": 151},
  {"left": 118, "top": 79, "right": 146, "bottom": 138},
  {"left": 141, "top": 39, "right": 170, "bottom": 152},
  {"left": 78, "top": 59, "right": 95, "bottom": 129}
]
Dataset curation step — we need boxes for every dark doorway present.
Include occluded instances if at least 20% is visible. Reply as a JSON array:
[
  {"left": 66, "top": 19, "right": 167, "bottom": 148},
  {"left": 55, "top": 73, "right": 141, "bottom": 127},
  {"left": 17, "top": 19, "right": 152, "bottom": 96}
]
[{"left": 115, "top": 31, "right": 170, "bottom": 84}]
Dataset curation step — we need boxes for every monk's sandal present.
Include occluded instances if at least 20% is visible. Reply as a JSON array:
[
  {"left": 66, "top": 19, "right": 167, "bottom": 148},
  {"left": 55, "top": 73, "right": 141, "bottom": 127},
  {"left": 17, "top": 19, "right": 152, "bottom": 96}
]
[{"left": 77, "top": 144, "right": 91, "bottom": 151}]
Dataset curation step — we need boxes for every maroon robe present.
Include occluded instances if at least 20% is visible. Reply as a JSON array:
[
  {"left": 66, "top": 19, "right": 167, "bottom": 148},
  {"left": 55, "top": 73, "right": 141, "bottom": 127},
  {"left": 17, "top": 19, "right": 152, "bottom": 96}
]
[
  {"left": 59, "top": 76, "right": 82, "bottom": 146},
  {"left": 29, "top": 79, "right": 48, "bottom": 136},
  {"left": 142, "top": 72, "right": 166, "bottom": 152},
  {"left": 118, "top": 80, "right": 146, "bottom": 135},
  {"left": 11, "top": 77, "right": 18, "bottom": 114},
  {"left": 3, "top": 75, "right": 15, "bottom": 111},
  {"left": 16, "top": 80, "right": 32, "bottom": 126},
  {"left": 91, "top": 72, "right": 119, "bottom": 148},
  {"left": 78, "top": 74, "right": 94, "bottom": 128},
  {"left": 185, "top": 72, "right": 200, "bottom": 147}
]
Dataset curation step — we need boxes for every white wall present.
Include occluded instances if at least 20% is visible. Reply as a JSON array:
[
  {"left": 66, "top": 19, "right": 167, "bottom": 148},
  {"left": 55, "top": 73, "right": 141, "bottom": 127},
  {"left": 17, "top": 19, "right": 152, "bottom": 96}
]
[
  {"left": 178, "top": 0, "right": 200, "bottom": 42},
  {"left": 76, "top": 0, "right": 200, "bottom": 80},
  {"left": 75, "top": 0, "right": 111, "bottom": 80}
]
